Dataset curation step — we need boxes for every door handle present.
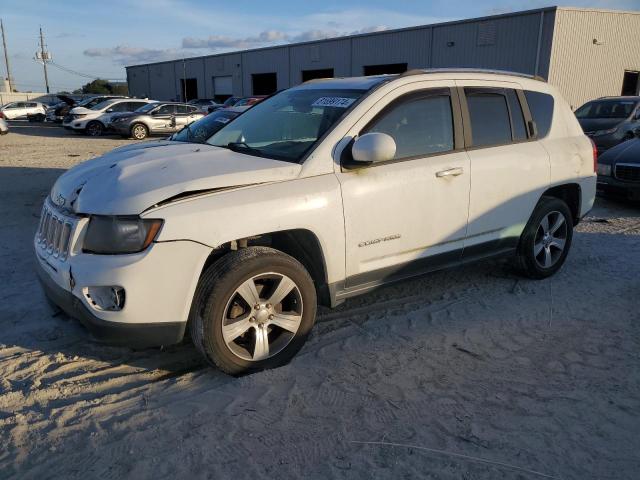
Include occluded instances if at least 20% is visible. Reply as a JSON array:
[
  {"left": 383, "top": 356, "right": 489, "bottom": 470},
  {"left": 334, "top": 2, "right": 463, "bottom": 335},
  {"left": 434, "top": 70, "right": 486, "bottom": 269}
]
[{"left": 435, "top": 167, "right": 464, "bottom": 178}]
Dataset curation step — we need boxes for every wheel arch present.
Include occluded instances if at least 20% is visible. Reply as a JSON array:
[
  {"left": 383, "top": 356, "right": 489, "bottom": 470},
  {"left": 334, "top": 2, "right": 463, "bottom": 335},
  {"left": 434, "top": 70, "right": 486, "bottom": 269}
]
[
  {"left": 541, "top": 183, "right": 582, "bottom": 225},
  {"left": 198, "top": 228, "right": 331, "bottom": 307}
]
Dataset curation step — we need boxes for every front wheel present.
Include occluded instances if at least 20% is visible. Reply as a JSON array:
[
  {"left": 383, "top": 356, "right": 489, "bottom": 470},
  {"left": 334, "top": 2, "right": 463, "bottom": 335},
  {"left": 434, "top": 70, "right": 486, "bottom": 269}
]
[
  {"left": 189, "top": 247, "right": 317, "bottom": 375},
  {"left": 85, "top": 121, "right": 103, "bottom": 136},
  {"left": 516, "top": 196, "right": 573, "bottom": 279}
]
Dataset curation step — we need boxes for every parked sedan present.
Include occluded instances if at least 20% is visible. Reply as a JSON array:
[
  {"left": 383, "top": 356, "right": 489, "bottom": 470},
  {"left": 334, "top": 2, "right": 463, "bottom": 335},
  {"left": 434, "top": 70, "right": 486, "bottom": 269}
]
[
  {"left": 110, "top": 102, "right": 204, "bottom": 139},
  {"left": 49, "top": 95, "right": 128, "bottom": 123},
  {"left": 188, "top": 98, "right": 223, "bottom": 113},
  {"left": 596, "top": 136, "right": 640, "bottom": 201},
  {"left": 169, "top": 108, "right": 241, "bottom": 143},
  {"left": 575, "top": 96, "right": 640, "bottom": 153},
  {"left": 63, "top": 98, "right": 155, "bottom": 136},
  {"left": 0, "top": 101, "right": 46, "bottom": 120}
]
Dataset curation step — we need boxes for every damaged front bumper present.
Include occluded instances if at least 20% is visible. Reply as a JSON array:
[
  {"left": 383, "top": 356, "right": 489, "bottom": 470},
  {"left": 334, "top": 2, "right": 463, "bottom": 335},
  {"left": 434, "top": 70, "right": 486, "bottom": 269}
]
[
  {"left": 33, "top": 203, "right": 212, "bottom": 348},
  {"left": 36, "top": 259, "right": 186, "bottom": 348}
]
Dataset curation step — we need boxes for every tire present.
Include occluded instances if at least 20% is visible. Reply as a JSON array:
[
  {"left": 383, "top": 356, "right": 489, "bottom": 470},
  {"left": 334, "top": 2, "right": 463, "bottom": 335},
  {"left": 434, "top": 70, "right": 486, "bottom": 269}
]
[
  {"left": 189, "top": 247, "right": 317, "bottom": 375},
  {"left": 130, "top": 123, "right": 148, "bottom": 140},
  {"left": 516, "top": 196, "right": 573, "bottom": 279},
  {"left": 85, "top": 121, "right": 104, "bottom": 136}
]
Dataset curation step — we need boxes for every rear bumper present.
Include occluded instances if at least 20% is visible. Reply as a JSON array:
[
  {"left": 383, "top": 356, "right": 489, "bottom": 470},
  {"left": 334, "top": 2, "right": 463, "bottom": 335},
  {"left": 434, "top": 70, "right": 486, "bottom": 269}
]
[{"left": 36, "top": 259, "right": 187, "bottom": 348}]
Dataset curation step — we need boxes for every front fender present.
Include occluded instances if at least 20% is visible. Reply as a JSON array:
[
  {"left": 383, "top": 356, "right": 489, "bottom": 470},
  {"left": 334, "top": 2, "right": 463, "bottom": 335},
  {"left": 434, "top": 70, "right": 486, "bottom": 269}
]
[{"left": 145, "top": 175, "right": 346, "bottom": 284}]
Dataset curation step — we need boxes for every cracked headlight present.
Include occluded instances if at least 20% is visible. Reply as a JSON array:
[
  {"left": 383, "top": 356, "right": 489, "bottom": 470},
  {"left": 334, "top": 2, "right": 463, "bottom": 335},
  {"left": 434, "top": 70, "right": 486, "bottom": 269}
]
[{"left": 83, "top": 216, "right": 163, "bottom": 254}]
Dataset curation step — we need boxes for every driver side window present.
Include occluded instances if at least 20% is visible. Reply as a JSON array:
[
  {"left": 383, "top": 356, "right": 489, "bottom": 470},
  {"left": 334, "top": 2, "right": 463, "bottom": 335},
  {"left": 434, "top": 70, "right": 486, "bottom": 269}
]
[{"left": 365, "top": 92, "right": 454, "bottom": 160}]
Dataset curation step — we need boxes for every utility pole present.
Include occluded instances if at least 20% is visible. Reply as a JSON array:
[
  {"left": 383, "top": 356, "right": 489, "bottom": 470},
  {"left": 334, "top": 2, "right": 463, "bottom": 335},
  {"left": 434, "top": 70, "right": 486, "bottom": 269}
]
[
  {"left": 0, "top": 19, "right": 13, "bottom": 92},
  {"left": 38, "top": 26, "right": 50, "bottom": 93}
]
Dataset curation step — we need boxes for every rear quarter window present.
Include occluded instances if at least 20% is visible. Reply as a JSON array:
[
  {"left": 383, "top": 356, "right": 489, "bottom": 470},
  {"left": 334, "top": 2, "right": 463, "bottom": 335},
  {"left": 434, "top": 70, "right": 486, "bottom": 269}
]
[{"left": 524, "top": 90, "right": 554, "bottom": 138}]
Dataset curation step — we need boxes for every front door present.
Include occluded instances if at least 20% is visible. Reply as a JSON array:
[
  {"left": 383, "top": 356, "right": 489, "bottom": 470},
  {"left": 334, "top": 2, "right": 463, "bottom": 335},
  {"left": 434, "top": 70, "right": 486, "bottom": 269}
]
[
  {"left": 150, "top": 105, "right": 176, "bottom": 132},
  {"left": 336, "top": 85, "right": 470, "bottom": 290}
]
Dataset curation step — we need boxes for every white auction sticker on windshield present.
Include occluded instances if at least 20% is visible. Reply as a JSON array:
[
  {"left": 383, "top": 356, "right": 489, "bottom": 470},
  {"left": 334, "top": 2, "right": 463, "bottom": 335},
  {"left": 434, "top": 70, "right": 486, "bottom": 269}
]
[
  {"left": 311, "top": 97, "right": 356, "bottom": 108},
  {"left": 214, "top": 117, "right": 231, "bottom": 124}
]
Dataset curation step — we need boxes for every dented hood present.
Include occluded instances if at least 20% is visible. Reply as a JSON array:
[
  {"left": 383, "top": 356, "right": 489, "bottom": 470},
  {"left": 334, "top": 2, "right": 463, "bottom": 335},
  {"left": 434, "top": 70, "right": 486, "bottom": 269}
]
[{"left": 50, "top": 143, "right": 302, "bottom": 215}]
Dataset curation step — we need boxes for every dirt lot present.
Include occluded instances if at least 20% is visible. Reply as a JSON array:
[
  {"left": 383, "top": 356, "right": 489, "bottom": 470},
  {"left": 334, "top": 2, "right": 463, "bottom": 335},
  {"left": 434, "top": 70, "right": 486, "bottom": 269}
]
[{"left": 1, "top": 123, "right": 639, "bottom": 479}]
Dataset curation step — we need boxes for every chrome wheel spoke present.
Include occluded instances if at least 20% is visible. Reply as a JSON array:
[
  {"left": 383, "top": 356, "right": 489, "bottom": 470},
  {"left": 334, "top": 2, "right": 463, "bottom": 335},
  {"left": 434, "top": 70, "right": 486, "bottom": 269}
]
[
  {"left": 269, "top": 312, "right": 301, "bottom": 333},
  {"left": 253, "top": 326, "right": 270, "bottom": 360},
  {"left": 540, "top": 215, "right": 550, "bottom": 234},
  {"left": 222, "top": 316, "right": 253, "bottom": 343},
  {"left": 550, "top": 237, "right": 565, "bottom": 251},
  {"left": 236, "top": 278, "right": 261, "bottom": 306},
  {"left": 549, "top": 214, "right": 565, "bottom": 235},
  {"left": 534, "top": 241, "right": 545, "bottom": 256},
  {"left": 267, "top": 276, "right": 296, "bottom": 305},
  {"left": 543, "top": 247, "right": 552, "bottom": 267}
]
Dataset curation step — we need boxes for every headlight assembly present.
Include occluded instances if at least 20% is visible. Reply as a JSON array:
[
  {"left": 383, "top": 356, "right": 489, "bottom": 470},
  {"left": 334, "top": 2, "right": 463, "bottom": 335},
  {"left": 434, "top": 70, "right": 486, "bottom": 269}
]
[{"left": 83, "top": 216, "right": 163, "bottom": 254}]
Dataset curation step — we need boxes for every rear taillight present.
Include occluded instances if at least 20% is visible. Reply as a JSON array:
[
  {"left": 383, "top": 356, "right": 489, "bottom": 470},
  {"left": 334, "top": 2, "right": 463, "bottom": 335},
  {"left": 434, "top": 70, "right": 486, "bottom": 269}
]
[
  {"left": 590, "top": 138, "right": 598, "bottom": 173},
  {"left": 0, "top": 111, "right": 4, "bottom": 119}
]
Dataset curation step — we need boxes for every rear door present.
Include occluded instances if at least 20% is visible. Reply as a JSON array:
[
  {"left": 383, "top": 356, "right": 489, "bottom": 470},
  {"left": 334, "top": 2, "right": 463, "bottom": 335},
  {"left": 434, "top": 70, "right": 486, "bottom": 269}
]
[{"left": 456, "top": 81, "right": 550, "bottom": 257}]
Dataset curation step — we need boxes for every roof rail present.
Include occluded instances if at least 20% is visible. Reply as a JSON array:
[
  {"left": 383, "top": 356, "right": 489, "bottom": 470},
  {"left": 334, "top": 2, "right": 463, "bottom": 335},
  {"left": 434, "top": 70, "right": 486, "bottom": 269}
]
[{"left": 399, "top": 68, "right": 546, "bottom": 81}]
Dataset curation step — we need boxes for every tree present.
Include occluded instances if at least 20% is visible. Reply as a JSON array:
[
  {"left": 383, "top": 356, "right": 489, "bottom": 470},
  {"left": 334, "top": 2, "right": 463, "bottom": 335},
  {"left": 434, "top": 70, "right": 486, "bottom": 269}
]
[{"left": 79, "top": 79, "right": 128, "bottom": 95}]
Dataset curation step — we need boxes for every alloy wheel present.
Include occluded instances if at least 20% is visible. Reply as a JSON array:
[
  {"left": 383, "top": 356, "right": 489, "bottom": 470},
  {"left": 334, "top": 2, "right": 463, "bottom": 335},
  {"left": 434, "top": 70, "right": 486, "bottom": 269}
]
[
  {"left": 221, "top": 273, "right": 303, "bottom": 361},
  {"left": 533, "top": 210, "right": 568, "bottom": 268}
]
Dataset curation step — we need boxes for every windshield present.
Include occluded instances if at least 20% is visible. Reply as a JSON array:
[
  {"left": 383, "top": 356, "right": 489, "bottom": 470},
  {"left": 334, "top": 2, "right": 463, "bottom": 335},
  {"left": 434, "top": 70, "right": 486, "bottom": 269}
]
[
  {"left": 136, "top": 103, "right": 158, "bottom": 113},
  {"left": 171, "top": 110, "right": 240, "bottom": 143},
  {"left": 222, "top": 97, "right": 239, "bottom": 107},
  {"left": 207, "top": 88, "right": 365, "bottom": 162},
  {"left": 90, "top": 100, "right": 115, "bottom": 111},
  {"left": 575, "top": 100, "right": 638, "bottom": 119}
]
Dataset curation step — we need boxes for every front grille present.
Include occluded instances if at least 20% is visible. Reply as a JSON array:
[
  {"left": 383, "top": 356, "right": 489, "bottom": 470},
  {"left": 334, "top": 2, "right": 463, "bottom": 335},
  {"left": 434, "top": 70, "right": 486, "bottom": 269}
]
[
  {"left": 615, "top": 164, "right": 640, "bottom": 183},
  {"left": 36, "top": 203, "right": 74, "bottom": 260}
]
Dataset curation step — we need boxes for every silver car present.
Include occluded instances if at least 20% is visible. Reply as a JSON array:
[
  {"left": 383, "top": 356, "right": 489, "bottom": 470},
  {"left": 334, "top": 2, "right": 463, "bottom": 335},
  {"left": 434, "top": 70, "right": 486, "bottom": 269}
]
[{"left": 111, "top": 102, "right": 204, "bottom": 139}]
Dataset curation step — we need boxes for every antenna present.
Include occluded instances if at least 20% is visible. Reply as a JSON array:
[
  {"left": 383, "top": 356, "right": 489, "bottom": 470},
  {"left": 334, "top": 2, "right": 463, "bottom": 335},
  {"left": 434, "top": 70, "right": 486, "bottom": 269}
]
[
  {"left": 35, "top": 26, "right": 51, "bottom": 93},
  {"left": 1, "top": 19, "right": 13, "bottom": 92}
]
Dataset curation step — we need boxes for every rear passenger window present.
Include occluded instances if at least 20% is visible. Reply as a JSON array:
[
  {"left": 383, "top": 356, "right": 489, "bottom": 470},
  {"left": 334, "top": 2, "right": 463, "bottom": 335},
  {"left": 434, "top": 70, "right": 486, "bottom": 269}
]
[
  {"left": 366, "top": 93, "right": 454, "bottom": 159},
  {"left": 465, "top": 90, "right": 512, "bottom": 147},
  {"left": 506, "top": 90, "right": 527, "bottom": 141},
  {"left": 524, "top": 90, "right": 554, "bottom": 138}
]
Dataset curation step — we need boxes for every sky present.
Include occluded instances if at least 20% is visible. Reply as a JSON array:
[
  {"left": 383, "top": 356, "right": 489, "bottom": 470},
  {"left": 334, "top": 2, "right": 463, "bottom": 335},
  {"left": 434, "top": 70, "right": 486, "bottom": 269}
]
[{"left": 1, "top": 0, "right": 638, "bottom": 92}]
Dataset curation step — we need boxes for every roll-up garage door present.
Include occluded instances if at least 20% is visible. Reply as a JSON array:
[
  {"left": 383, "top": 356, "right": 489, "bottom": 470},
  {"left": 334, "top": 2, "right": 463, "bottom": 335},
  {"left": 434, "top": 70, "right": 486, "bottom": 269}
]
[{"left": 213, "top": 76, "right": 233, "bottom": 96}]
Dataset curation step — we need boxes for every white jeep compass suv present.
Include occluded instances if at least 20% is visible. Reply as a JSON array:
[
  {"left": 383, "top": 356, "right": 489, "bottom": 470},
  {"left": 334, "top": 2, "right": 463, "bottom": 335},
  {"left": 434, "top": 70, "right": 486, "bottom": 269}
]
[{"left": 35, "top": 70, "right": 596, "bottom": 374}]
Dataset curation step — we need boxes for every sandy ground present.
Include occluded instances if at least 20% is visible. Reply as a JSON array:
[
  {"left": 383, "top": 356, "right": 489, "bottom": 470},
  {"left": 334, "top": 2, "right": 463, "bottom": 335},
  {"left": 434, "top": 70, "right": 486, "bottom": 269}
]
[{"left": 1, "top": 122, "right": 639, "bottom": 479}]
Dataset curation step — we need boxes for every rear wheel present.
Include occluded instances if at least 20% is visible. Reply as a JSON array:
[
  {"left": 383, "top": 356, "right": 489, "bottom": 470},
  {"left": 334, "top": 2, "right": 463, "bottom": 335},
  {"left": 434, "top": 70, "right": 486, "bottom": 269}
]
[
  {"left": 516, "top": 196, "right": 573, "bottom": 279},
  {"left": 189, "top": 247, "right": 317, "bottom": 375},
  {"left": 130, "top": 123, "right": 148, "bottom": 140},
  {"left": 85, "top": 121, "right": 103, "bottom": 136}
]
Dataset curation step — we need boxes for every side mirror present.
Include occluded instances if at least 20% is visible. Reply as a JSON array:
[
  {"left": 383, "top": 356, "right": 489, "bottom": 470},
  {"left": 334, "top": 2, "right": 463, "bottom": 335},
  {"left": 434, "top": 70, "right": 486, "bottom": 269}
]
[
  {"left": 351, "top": 133, "right": 396, "bottom": 164},
  {"left": 106, "top": 108, "right": 114, "bottom": 113}
]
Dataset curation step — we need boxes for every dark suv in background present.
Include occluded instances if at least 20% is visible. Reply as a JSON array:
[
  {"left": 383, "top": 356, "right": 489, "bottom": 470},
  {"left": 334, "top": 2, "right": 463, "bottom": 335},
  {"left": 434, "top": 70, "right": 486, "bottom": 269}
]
[{"left": 575, "top": 96, "right": 640, "bottom": 153}]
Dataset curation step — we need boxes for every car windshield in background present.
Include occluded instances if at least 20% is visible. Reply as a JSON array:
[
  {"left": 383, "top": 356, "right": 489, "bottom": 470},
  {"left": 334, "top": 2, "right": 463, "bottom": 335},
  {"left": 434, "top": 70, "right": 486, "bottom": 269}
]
[
  {"left": 171, "top": 110, "right": 240, "bottom": 144},
  {"left": 575, "top": 100, "right": 638, "bottom": 119},
  {"left": 90, "top": 100, "right": 114, "bottom": 111},
  {"left": 136, "top": 103, "right": 158, "bottom": 113},
  {"left": 207, "top": 88, "right": 365, "bottom": 162}
]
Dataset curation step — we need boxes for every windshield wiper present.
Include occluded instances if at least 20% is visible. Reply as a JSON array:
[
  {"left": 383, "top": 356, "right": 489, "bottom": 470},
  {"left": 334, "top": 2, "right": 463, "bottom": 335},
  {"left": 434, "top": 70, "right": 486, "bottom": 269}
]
[{"left": 226, "top": 142, "right": 262, "bottom": 155}]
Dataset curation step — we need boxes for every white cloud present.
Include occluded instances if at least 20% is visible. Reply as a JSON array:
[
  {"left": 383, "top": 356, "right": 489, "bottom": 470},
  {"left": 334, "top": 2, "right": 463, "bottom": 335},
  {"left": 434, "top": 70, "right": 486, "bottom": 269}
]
[{"left": 84, "top": 46, "right": 185, "bottom": 64}]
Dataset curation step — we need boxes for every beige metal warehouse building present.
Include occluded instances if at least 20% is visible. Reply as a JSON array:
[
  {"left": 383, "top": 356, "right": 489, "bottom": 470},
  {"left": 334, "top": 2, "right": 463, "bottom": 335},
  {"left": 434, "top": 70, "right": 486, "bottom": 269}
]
[{"left": 126, "top": 6, "right": 640, "bottom": 109}]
